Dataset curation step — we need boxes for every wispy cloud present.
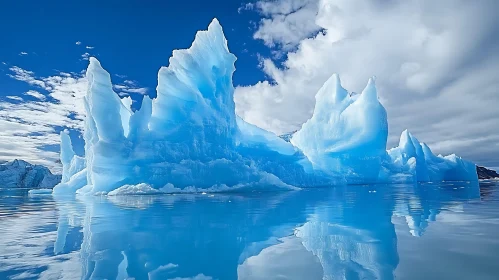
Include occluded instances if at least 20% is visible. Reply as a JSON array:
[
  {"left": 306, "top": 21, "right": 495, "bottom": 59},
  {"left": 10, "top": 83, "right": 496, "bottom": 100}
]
[
  {"left": 75, "top": 41, "right": 81, "bottom": 45},
  {"left": 113, "top": 84, "right": 148, "bottom": 95},
  {"left": 1, "top": 68, "right": 87, "bottom": 171},
  {"left": 6, "top": 96, "right": 23, "bottom": 101},
  {"left": 124, "top": 80, "right": 136, "bottom": 86},
  {"left": 81, "top": 53, "right": 90, "bottom": 60},
  {"left": 86, "top": 46, "right": 94, "bottom": 49},
  {"left": 8, "top": 66, "right": 49, "bottom": 89},
  {"left": 238, "top": 3, "right": 254, "bottom": 13},
  {"left": 19, "top": 52, "right": 28, "bottom": 56},
  {"left": 24, "top": 90, "right": 46, "bottom": 100}
]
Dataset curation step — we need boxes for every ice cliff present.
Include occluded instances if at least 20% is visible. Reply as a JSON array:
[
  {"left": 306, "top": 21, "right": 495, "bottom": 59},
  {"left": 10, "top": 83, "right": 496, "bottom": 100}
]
[
  {"left": 0, "top": 159, "right": 61, "bottom": 189},
  {"left": 53, "top": 19, "right": 477, "bottom": 195}
]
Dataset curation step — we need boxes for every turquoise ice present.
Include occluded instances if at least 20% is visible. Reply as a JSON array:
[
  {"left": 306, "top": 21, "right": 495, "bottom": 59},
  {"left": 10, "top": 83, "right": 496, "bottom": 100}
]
[{"left": 53, "top": 19, "right": 477, "bottom": 195}]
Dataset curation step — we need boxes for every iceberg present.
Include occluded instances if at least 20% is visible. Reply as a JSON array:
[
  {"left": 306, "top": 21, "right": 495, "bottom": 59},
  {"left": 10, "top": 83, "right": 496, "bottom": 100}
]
[
  {"left": 28, "top": 188, "right": 53, "bottom": 195},
  {"left": 291, "top": 75, "right": 388, "bottom": 183},
  {"left": 0, "top": 159, "right": 61, "bottom": 190},
  {"left": 52, "top": 132, "right": 86, "bottom": 195},
  {"left": 53, "top": 19, "right": 477, "bottom": 195},
  {"left": 380, "top": 130, "right": 478, "bottom": 183}
]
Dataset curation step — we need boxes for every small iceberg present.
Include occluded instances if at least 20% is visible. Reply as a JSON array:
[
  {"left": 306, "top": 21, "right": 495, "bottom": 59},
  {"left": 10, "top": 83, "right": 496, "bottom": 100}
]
[{"left": 28, "top": 189, "right": 53, "bottom": 195}]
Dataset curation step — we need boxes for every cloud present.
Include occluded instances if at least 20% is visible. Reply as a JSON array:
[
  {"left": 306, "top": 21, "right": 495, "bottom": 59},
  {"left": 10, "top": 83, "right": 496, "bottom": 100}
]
[
  {"left": 81, "top": 53, "right": 90, "bottom": 60},
  {"left": 19, "top": 52, "right": 28, "bottom": 56},
  {"left": 24, "top": 90, "right": 46, "bottom": 100},
  {"left": 1, "top": 68, "right": 87, "bottom": 171},
  {"left": 235, "top": 0, "right": 499, "bottom": 168},
  {"left": 113, "top": 84, "right": 148, "bottom": 95},
  {"left": 113, "top": 79, "right": 148, "bottom": 95},
  {"left": 1, "top": 64, "right": 148, "bottom": 172},
  {"left": 75, "top": 41, "right": 81, "bottom": 45},
  {"left": 238, "top": 3, "right": 255, "bottom": 13},
  {"left": 124, "top": 80, "right": 136, "bottom": 86},
  {"left": 8, "top": 66, "right": 49, "bottom": 89},
  {"left": 86, "top": 46, "right": 94, "bottom": 49},
  {"left": 250, "top": 0, "right": 322, "bottom": 51},
  {"left": 6, "top": 96, "right": 23, "bottom": 101}
]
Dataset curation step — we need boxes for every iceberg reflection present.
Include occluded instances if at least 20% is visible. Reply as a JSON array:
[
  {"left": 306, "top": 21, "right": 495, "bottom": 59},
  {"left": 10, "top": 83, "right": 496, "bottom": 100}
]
[{"left": 51, "top": 182, "right": 481, "bottom": 280}]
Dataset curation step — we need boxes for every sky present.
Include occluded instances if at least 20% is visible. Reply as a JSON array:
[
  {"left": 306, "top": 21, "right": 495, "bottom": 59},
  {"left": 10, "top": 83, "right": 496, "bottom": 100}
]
[{"left": 1, "top": 0, "right": 498, "bottom": 172}]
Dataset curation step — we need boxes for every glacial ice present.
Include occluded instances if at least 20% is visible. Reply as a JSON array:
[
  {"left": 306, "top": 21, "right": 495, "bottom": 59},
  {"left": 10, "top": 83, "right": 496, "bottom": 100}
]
[
  {"left": 53, "top": 19, "right": 477, "bottom": 195},
  {"left": 379, "top": 130, "right": 478, "bottom": 183},
  {"left": 52, "top": 132, "right": 86, "bottom": 195},
  {"left": 291, "top": 75, "right": 388, "bottom": 183},
  {"left": 0, "top": 159, "right": 61, "bottom": 190}
]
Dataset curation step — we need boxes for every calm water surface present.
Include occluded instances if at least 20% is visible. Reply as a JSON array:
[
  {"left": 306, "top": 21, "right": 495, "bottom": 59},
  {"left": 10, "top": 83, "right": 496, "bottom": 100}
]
[{"left": 1, "top": 181, "right": 498, "bottom": 280}]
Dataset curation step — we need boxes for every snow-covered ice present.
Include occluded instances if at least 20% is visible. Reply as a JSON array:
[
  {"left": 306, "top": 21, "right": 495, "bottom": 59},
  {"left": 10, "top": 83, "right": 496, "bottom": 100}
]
[
  {"left": 53, "top": 19, "right": 478, "bottom": 195},
  {"left": 0, "top": 159, "right": 61, "bottom": 190}
]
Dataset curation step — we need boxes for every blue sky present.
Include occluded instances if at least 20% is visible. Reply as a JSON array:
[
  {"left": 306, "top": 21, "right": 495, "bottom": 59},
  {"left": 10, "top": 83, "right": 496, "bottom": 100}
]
[
  {"left": 0, "top": 0, "right": 267, "bottom": 92},
  {"left": 1, "top": 0, "right": 499, "bottom": 171}
]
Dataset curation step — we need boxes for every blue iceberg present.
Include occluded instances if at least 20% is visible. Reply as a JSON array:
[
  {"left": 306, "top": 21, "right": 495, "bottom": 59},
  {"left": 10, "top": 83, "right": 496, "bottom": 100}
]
[
  {"left": 53, "top": 19, "right": 477, "bottom": 195},
  {"left": 291, "top": 74, "right": 389, "bottom": 184}
]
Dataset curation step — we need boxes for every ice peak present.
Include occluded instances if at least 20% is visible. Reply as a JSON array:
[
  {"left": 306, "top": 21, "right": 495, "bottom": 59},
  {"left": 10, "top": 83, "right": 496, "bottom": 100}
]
[
  {"left": 318, "top": 73, "right": 348, "bottom": 104},
  {"left": 400, "top": 129, "right": 422, "bottom": 145},
  {"left": 88, "top": 57, "right": 101, "bottom": 67},
  {"left": 84, "top": 58, "right": 125, "bottom": 143},
  {"left": 165, "top": 18, "right": 234, "bottom": 73},
  {"left": 331, "top": 73, "right": 341, "bottom": 84},
  {"left": 87, "top": 57, "right": 106, "bottom": 77},
  {"left": 208, "top": 18, "right": 222, "bottom": 31},
  {"left": 60, "top": 131, "right": 75, "bottom": 163},
  {"left": 401, "top": 129, "right": 410, "bottom": 137},
  {"left": 205, "top": 18, "right": 227, "bottom": 45},
  {"left": 358, "top": 76, "right": 379, "bottom": 103},
  {"left": 86, "top": 57, "right": 113, "bottom": 87},
  {"left": 399, "top": 129, "right": 414, "bottom": 148},
  {"left": 192, "top": 18, "right": 228, "bottom": 48},
  {"left": 60, "top": 131, "right": 77, "bottom": 183}
]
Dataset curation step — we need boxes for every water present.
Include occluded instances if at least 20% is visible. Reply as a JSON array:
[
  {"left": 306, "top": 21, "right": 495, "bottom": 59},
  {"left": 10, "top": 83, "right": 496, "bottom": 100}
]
[{"left": 1, "top": 181, "right": 499, "bottom": 280}]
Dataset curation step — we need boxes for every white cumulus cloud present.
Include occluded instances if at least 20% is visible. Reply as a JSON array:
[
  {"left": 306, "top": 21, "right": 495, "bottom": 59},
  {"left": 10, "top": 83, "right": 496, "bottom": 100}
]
[
  {"left": 235, "top": 0, "right": 499, "bottom": 169},
  {"left": 251, "top": 0, "right": 322, "bottom": 51}
]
